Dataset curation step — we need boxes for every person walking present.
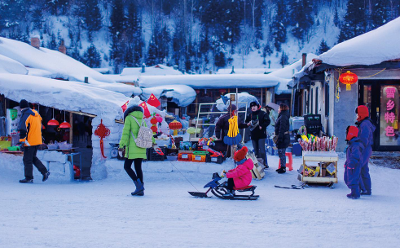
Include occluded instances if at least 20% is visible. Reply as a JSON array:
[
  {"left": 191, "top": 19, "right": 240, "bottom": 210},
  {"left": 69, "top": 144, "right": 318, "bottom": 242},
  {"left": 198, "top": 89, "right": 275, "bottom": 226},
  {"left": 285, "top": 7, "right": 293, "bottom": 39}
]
[
  {"left": 18, "top": 99, "right": 50, "bottom": 183},
  {"left": 355, "top": 105, "right": 375, "bottom": 195},
  {"left": 241, "top": 101, "right": 270, "bottom": 168},
  {"left": 344, "top": 126, "right": 363, "bottom": 199},
  {"left": 119, "top": 104, "right": 150, "bottom": 196},
  {"left": 275, "top": 104, "right": 290, "bottom": 174}
]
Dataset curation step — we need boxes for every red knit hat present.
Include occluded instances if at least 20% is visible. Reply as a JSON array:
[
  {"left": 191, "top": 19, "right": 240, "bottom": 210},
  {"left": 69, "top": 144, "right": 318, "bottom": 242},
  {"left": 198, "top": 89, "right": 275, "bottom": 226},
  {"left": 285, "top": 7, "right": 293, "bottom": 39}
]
[
  {"left": 346, "top": 126, "right": 359, "bottom": 141},
  {"left": 234, "top": 146, "right": 248, "bottom": 162},
  {"left": 356, "top": 105, "right": 369, "bottom": 122}
]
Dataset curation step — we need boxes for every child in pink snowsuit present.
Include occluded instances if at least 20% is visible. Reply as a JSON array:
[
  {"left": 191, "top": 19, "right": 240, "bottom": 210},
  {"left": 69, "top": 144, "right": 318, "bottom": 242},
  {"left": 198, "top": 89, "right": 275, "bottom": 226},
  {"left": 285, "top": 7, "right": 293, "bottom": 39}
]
[{"left": 223, "top": 146, "right": 254, "bottom": 196}]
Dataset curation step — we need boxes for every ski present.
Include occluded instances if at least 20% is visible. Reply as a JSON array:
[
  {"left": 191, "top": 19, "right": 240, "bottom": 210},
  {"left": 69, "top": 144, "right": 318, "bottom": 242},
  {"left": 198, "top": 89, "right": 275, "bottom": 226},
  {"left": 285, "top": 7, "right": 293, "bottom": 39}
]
[{"left": 274, "top": 185, "right": 303, "bottom": 189}]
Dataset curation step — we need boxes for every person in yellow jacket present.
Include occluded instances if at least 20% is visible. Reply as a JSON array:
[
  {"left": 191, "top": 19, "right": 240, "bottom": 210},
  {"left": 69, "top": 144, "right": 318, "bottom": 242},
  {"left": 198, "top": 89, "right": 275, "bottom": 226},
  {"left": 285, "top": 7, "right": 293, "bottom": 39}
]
[{"left": 17, "top": 99, "right": 50, "bottom": 183}]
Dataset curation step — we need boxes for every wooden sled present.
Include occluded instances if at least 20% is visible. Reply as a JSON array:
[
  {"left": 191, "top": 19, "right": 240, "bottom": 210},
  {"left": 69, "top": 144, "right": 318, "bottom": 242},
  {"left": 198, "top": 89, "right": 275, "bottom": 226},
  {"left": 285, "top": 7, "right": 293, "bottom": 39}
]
[{"left": 246, "top": 150, "right": 265, "bottom": 180}]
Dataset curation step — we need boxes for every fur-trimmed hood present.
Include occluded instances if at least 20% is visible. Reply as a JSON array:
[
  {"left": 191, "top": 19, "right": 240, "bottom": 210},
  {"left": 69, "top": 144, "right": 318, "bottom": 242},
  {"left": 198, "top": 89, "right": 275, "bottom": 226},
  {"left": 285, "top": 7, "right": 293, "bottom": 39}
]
[{"left": 124, "top": 105, "right": 143, "bottom": 120}]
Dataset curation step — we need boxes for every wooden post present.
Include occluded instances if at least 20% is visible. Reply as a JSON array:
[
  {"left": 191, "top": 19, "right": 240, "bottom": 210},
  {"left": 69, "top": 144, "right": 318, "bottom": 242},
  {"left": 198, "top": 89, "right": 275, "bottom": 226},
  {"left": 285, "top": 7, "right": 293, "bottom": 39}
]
[{"left": 69, "top": 112, "right": 73, "bottom": 145}]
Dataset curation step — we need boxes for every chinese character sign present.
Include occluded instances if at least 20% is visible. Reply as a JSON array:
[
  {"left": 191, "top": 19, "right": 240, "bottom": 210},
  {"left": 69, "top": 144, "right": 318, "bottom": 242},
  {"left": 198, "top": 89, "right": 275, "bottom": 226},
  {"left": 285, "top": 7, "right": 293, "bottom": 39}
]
[{"left": 380, "top": 86, "right": 399, "bottom": 146}]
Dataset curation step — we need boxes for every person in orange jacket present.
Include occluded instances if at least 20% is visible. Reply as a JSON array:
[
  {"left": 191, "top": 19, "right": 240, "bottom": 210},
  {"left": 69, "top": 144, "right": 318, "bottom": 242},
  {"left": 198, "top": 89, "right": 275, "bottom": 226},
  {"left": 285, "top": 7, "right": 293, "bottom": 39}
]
[
  {"left": 222, "top": 146, "right": 253, "bottom": 197},
  {"left": 17, "top": 99, "right": 50, "bottom": 183}
]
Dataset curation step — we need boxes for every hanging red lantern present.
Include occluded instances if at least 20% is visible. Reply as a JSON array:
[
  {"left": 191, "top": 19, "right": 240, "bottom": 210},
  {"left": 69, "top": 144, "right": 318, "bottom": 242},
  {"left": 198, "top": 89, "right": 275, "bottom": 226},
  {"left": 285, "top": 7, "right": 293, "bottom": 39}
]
[
  {"left": 94, "top": 119, "right": 110, "bottom": 158},
  {"left": 339, "top": 71, "right": 358, "bottom": 91}
]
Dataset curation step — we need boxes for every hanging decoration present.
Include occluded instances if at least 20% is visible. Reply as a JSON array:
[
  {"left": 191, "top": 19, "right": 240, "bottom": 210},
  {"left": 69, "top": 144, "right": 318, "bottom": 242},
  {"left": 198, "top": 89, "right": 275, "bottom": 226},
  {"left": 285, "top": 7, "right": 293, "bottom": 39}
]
[
  {"left": 223, "top": 115, "right": 242, "bottom": 145},
  {"left": 169, "top": 120, "right": 182, "bottom": 136},
  {"left": 339, "top": 71, "right": 358, "bottom": 91},
  {"left": 59, "top": 110, "right": 71, "bottom": 129},
  {"left": 94, "top": 119, "right": 110, "bottom": 158},
  {"left": 47, "top": 108, "right": 59, "bottom": 126},
  {"left": 150, "top": 116, "right": 158, "bottom": 133}
]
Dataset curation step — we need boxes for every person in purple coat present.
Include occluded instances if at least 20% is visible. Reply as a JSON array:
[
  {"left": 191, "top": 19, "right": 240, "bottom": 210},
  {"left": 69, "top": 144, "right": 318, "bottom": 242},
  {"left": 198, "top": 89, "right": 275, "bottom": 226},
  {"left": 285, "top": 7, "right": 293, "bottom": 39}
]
[
  {"left": 355, "top": 105, "right": 376, "bottom": 195},
  {"left": 344, "top": 126, "right": 363, "bottom": 199}
]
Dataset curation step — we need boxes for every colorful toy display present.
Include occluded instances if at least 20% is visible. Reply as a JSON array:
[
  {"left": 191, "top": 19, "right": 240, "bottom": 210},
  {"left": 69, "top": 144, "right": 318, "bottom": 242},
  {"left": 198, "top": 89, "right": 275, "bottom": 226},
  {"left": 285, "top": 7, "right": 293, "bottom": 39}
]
[
  {"left": 298, "top": 135, "right": 338, "bottom": 152},
  {"left": 169, "top": 120, "right": 182, "bottom": 136}
]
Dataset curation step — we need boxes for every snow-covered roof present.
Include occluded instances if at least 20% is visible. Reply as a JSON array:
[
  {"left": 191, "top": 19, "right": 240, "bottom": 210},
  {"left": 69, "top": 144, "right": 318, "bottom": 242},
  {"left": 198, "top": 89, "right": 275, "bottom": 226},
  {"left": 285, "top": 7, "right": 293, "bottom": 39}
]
[
  {"left": 0, "top": 74, "right": 128, "bottom": 121},
  {"left": 141, "top": 85, "right": 196, "bottom": 107},
  {"left": 138, "top": 74, "right": 283, "bottom": 89},
  {"left": 0, "top": 37, "right": 139, "bottom": 97},
  {"left": 121, "top": 64, "right": 183, "bottom": 76},
  {"left": 318, "top": 17, "right": 400, "bottom": 66},
  {"left": 217, "top": 68, "right": 278, "bottom": 74},
  {"left": 0, "top": 54, "right": 27, "bottom": 74}
]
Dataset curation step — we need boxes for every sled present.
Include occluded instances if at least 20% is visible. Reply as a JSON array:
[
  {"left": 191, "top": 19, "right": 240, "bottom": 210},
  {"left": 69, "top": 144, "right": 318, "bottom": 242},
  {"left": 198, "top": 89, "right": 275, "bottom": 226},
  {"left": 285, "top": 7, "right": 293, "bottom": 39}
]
[
  {"left": 188, "top": 173, "right": 259, "bottom": 201},
  {"left": 246, "top": 150, "right": 265, "bottom": 180}
]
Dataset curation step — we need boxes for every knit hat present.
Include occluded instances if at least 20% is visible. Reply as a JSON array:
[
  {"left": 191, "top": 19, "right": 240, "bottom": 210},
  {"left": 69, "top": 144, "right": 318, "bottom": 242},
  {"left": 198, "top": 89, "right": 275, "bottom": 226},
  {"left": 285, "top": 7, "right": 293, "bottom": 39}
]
[
  {"left": 250, "top": 101, "right": 259, "bottom": 108},
  {"left": 234, "top": 146, "right": 248, "bottom": 162},
  {"left": 19, "top": 99, "right": 29, "bottom": 109},
  {"left": 346, "top": 126, "right": 359, "bottom": 141},
  {"left": 355, "top": 105, "right": 369, "bottom": 122}
]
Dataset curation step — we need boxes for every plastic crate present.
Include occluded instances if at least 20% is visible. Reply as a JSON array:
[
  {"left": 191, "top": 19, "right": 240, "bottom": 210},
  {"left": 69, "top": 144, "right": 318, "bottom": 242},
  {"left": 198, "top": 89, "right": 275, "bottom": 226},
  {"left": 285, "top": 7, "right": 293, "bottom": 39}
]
[
  {"left": 178, "top": 153, "right": 192, "bottom": 161},
  {"left": 146, "top": 147, "right": 166, "bottom": 161},
  {"left": 207, "top": 154, "right": 224, "bottom": 164},
  {"left": 192, "top": 154, "right": 207, "bottom": 162}
]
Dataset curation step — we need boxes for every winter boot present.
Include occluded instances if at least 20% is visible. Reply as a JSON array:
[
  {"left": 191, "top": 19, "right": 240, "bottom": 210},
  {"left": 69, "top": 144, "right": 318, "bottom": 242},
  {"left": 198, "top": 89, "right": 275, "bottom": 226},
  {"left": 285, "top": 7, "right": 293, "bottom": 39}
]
[
  {"left": 347, "top": 186, "right": 360, "bottom": 199},
  {"left": 19, "top": 178, "right": 33, "bottom": 183},
  {"left": 360, "top": 190, "right": 371, "bottom": 196},
  {"left": 42, "top": 171, "right": 50, "bottom": 182},
  {"left": 137, "top": 182, "right": 144, "bottom": 196},
  {"left": 276, "top": 167, "right": 286, "bottom": 174},
  {"left": 222, "top": 190, "right": 235, "bottom": 198},
  {"left": 131, "top": 179, "right": 144, "bottom": 196}
]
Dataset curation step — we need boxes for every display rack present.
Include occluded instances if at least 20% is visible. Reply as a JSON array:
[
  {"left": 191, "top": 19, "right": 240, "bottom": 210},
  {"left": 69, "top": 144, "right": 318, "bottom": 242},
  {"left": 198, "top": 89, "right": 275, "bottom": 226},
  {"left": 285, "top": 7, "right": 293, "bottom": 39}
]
[{"left": 301, "top": 151, "right": 338, "bottom": 185}]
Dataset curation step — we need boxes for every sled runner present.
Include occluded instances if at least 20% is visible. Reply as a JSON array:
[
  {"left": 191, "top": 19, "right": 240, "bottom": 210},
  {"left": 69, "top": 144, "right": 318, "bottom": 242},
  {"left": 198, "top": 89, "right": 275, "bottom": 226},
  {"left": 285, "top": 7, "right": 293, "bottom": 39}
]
[{"left": 188, "top": 172, "right": 259, "bottom": 200}]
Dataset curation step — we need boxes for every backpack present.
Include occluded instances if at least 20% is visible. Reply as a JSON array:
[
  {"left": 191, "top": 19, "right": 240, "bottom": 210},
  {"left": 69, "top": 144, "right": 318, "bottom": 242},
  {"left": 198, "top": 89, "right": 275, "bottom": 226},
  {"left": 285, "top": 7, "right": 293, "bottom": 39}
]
[{"left": 130, "top": 116, "right": 153, "bottom": 148}]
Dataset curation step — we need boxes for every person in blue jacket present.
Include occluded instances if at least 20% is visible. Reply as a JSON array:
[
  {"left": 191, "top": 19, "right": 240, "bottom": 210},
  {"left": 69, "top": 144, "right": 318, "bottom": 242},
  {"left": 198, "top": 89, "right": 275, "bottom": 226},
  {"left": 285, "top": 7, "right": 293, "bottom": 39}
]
[
  {"left": 344, "top": 126, "right": 363, "bottom": 199},
  {"left": 355, "top": 105, "right": 376, "bottom": 195}
]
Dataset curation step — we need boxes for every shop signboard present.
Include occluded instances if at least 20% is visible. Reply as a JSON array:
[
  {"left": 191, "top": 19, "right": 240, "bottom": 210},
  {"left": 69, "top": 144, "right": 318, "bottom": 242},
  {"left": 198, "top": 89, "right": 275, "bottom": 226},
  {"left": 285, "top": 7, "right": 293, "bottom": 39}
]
[{"left": 380, "top": 86, "right": 399, "bottom": 146}]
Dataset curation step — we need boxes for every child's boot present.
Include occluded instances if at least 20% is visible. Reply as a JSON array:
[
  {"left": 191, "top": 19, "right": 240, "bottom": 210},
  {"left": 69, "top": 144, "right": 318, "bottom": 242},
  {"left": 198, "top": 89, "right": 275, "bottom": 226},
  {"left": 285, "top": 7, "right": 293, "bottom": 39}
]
[
  {"left": 222, "top": 190, "right": 234, "bottom": 197},
  {"left": 347, "top": 186, "right": 360, "bottom": 199}
]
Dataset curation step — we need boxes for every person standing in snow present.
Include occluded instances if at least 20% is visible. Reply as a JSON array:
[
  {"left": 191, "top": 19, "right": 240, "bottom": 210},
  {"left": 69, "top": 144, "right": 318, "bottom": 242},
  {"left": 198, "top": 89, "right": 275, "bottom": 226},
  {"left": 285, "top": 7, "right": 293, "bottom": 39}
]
[
  {"left": 119, "top": 104, "right": 152, "bottom": 196},
  {"left": 214, "top": 104, "right": 241, "bottom": 158},
  {"left": 18, "top": 99, "right": 50, "bottom": 183},
  {"left": 274, "top": 104, "right": 290, "bottom": 174},
  {"left": 221, "top": 146, "right": 254, "bottom": 197},
  {"left": 344, "top": 126, "right": 363, "bottom": 199},
  {"left": 240, "top": 101, "right": 270, "bottom": 169},
  {"left": 355, "top": 105, "right": 376, "bottom": 195}
]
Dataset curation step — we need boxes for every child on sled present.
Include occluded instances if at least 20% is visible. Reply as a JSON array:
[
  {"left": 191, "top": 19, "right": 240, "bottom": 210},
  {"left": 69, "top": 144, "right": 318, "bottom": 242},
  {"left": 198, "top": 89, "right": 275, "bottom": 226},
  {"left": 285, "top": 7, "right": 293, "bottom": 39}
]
[{"left": 221, "top": 146, "right": 254, "bottom": 197}]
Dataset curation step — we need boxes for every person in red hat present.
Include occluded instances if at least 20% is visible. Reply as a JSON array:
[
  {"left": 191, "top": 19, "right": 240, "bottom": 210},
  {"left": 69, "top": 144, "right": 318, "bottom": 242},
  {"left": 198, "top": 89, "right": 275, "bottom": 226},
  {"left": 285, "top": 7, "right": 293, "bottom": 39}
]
[
  {"left": 355, "top": 105, "right": 376, "bottom": 195},
  {"left": 344, "top": 126, "right": 363, "bottom": 199},
  {"left": 221, "top": 146, "right": 254, "bottom": 197}
]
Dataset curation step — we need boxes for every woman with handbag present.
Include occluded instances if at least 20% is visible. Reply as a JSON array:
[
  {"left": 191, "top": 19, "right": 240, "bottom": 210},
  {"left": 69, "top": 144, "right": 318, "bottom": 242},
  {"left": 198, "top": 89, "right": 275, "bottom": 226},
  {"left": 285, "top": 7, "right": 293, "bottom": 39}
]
[
  {"left": 274, "top": 104, "right": 290, "bottom": 174},
  {"left": 119, "top": 104, "right": 148, "bottom": 196}
]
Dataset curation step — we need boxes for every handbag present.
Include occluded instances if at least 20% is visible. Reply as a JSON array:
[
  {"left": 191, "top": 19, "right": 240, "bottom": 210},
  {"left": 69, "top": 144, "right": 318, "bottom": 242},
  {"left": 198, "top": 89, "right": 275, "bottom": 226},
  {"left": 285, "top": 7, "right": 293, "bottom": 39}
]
[{"left": 272, "top": 135, "right": 279, "bottom": 144}]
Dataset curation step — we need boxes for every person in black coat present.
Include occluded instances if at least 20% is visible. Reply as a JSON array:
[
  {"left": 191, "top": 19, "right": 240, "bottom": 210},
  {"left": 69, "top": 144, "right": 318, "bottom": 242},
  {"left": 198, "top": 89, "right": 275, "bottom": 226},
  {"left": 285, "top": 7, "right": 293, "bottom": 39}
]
[
  {"left": 239, "top": 101, "right": 270, "bottom": 168},
  {"left": 275, "top": 104, "right": 290, "bottom": 174}
]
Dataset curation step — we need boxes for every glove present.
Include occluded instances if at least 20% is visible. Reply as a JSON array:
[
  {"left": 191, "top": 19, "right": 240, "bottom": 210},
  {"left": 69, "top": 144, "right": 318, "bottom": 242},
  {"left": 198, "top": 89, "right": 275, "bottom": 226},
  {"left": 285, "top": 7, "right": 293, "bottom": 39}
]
[{"left": 220, "top": 170, "right": 226, "bottom": 178}]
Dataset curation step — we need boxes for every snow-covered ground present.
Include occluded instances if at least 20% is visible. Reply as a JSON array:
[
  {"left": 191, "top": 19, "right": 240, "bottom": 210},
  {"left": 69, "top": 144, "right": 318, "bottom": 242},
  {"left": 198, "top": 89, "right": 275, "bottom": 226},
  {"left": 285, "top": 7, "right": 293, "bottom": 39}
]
[{"left": 1, "top": 148, "right": 400, "bottom": 248}]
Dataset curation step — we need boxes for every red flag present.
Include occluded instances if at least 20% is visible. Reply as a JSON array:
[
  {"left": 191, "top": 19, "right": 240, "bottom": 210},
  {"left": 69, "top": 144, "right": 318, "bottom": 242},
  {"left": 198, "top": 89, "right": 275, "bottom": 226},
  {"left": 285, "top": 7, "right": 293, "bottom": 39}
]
[
  {"left": 121, "top": 100, "right": 129, "bottom": 112},
  {"left": 139, "top": 102, "right": 151, "bottom": 118},
  {"left": 147, "top": 93, "right": 161, "bottom": 107}
]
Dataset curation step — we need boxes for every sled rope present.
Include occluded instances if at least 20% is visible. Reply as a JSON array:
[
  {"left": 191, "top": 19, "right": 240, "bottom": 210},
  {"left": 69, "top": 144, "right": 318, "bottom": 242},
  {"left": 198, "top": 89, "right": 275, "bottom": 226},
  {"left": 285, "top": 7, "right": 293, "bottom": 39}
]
[{"left": 169, "top": 162, "right": 200, "bottom": 192}]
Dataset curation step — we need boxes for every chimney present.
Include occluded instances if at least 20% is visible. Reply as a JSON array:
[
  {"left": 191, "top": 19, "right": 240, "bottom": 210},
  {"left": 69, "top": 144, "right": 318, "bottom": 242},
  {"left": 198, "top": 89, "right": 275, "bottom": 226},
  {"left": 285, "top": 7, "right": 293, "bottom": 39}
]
[
  {"left": 30, "top": 37, "right": 40, "bottom": 49},
  {"left": 141, "top": 63, "right": 146, "bottom": 73},
  {"left": 58, "top": 40, "right": 66, "bottom": 54},
  {"left": 302, "top": 53, "right": 307, "bottom": 67}
]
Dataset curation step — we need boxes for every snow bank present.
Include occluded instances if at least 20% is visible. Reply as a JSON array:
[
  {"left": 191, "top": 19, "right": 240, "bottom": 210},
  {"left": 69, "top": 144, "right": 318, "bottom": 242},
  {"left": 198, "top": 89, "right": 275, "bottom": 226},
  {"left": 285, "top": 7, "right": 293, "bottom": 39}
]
[{"left": 0, "top": 54, "right": 28, "bottom": 75}]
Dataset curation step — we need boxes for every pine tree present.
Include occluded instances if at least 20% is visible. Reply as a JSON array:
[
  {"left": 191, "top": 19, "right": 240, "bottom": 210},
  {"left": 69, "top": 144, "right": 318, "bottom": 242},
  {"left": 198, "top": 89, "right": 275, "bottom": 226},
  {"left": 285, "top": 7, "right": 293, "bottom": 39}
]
[
  {"left": 110, "top": 0, "right": 126, "bottom": 73},
  {"left": 318, "top": 39, "right": 330, "bottom": 54},
  {"left": 371, "top": 0, "right": 388, "bottom": 28},
  {"left": 83, "top": 0, "right": 102, "bottom": 33},
  {"left": 47, "top": 33, "right": 57, "bottom": 50},
  {"left": 271, "top": 2, "right": 287, "bottom": 52},
  {"left": 83, "top": 44, "right": 102, "bottom": 68},
  {"left": 338, "top": 0, "right": 366, "bottom": 43},
  {"left": 280, "top": 51, "right": 289, "bottom": 68},
  {"left": 333, "top": 8, "right": 340, "bottom": 26},
  {"left": 290, "top": 0, "right": 314, "bottom": 40}
]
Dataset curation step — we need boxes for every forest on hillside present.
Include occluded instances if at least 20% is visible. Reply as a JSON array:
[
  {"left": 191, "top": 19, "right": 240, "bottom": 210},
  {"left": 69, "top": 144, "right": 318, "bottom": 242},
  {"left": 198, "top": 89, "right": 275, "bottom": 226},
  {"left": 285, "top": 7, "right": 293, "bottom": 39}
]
[{"left": 0, "top": 0, "right": 399, "bottom": 73}]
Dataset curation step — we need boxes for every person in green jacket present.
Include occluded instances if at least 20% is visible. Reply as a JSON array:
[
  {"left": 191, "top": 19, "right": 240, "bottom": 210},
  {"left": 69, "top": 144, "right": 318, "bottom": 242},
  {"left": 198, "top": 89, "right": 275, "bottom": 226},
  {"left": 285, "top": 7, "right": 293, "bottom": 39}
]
[{"left": 119, "top": 104, "right": 150, "bottom": 196}]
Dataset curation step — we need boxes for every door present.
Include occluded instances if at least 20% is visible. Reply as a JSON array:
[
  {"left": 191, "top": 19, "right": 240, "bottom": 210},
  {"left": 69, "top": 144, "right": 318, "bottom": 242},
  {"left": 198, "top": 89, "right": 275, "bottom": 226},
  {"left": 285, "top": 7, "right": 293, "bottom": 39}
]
[{"left": 359, "top": 80, "right": 400, "bottom": 151}]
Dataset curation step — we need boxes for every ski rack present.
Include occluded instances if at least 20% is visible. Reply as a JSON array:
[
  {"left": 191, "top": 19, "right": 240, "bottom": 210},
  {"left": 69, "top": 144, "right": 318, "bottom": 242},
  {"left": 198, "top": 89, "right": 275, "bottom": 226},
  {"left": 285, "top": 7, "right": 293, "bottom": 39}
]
[{"left": 192, "top": 102, "right": 248, "bottom": 143}]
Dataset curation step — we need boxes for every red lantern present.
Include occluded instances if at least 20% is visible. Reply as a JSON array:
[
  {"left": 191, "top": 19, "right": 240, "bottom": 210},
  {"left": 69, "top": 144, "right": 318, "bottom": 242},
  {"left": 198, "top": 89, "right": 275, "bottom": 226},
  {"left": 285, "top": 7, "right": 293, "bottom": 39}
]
[
  {"left": 150, "top": 125, "right": 158, "bottom": 133},
  {"left": 339, "top": 71, "right": 358, "bottom": 91},
  {"left": 169, "top": 120, "right": 182, "bottom": 136}
]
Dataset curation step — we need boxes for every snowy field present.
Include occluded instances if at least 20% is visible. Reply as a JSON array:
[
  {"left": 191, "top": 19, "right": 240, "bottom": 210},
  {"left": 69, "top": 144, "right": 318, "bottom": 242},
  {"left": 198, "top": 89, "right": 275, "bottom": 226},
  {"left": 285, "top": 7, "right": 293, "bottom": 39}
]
[{"left": 1, "top": 152, "right": 400, "bottom": 248}]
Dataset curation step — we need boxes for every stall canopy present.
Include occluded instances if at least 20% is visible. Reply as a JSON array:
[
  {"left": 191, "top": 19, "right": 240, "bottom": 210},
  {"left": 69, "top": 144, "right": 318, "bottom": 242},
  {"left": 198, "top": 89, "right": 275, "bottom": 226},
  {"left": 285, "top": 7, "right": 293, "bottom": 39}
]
[{"left": 0, "top": 73, "right": 129, "bottom": 121}]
